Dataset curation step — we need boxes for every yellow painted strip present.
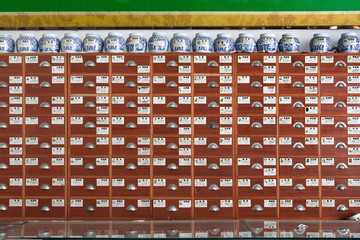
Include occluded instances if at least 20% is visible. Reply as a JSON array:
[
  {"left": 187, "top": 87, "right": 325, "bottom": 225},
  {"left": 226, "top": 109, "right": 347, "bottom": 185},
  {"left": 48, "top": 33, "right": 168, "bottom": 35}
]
[{"left": 0, "top": 13, "right": 359, "bottom": 27}]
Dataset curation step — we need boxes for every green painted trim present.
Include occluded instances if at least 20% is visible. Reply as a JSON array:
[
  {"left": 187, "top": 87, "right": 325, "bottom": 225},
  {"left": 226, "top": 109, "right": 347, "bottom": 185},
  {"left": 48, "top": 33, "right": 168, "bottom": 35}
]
[{"left": 1, "top": 0, "right": 359, "bottom": 12}]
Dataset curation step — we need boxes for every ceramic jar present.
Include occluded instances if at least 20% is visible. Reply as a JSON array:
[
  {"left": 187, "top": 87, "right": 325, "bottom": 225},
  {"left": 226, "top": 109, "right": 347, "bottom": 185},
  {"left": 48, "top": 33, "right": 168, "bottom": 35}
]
[
  {"left": 235, "top": 33, "right": 256, "bottom": 53},
  {"left": 256, "top": 33, "right": 277, "bottom": 53},
  {"left": 310, "top": 33, "right": 332, "bottom": 53},
  {"left": 214, "top": 33, "right": 234, "bottom": 53},
  {"left": 338, "top": 33, "right": 360, "bottom": 53},
  {"left": 83, "top": 33, "right": 103, "bottom": 53},
  {"left": 104, "top": 32, "right": 125, "bottom": 53},
  {"left": 61, "top": 33, "right": 82, "bottom": 53},
  {"left": 39, "top": 33, "right": 60, "bottom": 53},
  {"left": 16, "top": 33, "right": 38, "bottom": 53},
  {"left": 148, "top": 32, "right": 169, "bottom": 53},
  {"left": 170, "top": 33, "right": 191, "bottom": 52},
  {"left": 192, "top": 33, "right": 213, "bottom": 53},
  {"left": 126, "top": 33, "right": 147, "bottom": 53},
  {"left": 0, "top": 34, "right": 14, "bottom": 53},
  {"left": 278, "top": 34, "right": 301, "bottom": 53}
]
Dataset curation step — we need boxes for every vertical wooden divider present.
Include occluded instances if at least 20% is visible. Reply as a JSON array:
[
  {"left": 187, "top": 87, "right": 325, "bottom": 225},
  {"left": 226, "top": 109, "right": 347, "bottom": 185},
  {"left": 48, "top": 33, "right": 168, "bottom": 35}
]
[
  {"left": 66, "top": 53, "right": 71, "bottom": 221},
  {"left": 21, "top": 55, "right": 25, "bottom": 219},
  {"left": 150, "top": 54, "right": 154, "bottom": 219},
  {"left": 233, "top": 54, "right": 238, "bottom": 219},
  {"left": 190, "top": 54, "right": 195, "bottom": 219},
  {"left": 64, "top": 53, "right": 68, "bottom": 220},
  {"left": 108, "top": 53, "right": 113, "bottom": 219},
  {"left": 275, "top": 53, "right": 280, "bottom": 219},
  {"left": 317, "top": 53, "right": 322, "bottom": 219}
]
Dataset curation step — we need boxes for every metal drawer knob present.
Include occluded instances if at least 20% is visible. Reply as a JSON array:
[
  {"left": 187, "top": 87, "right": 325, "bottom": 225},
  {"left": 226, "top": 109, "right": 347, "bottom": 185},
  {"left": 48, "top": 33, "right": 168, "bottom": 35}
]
[
  {"left": 0, "top": 102, "right": 8, "bottom": 108},
  {"left": 40, "top": 81, "right": 51, "bottom": 88},
  {"left": 0, "top": 183, "right": 8, "bottom": 190},
  {"left": 251, "top": 122, "right": 262, "bottom": 128},
  {"left": 335, "top": 122, "right": 347, "bottom": 128},
  {"left": 209, "top": 228, "right": 220, "bottom": 235},
  {"left": 84, "top": 143, "right": 96, "bottom": 149},
  {"left": 84, "top": 61, "right": 96, "bottom": 67},
  {"left": 84, "top": 122, "right": 96, "bottom": 128},
  {"left": 167, "top": 122, "right": 178, "bottom": 128},
  {"left": 84, "top": 101, "right": 96, "bottom": 108},
  {"left": 126, "top": 81, "right": 137, "bottom": 88},
  {"left": 126, "top": 163, "right": 137, "bottom": 170},
  {"left": 293, "top": 122, "right": 304, "bottom": 128},
  {"left": 167, "top": 205, "right": 178, "bottom": 212},
  {"left": 293, "top": 163, "right": 305, "bottom": 170},
  {"left": 40, "top": 142, "right": 51, "bottom": 149},
  {"left": 84, "top": 81, "right": 95, "bottom": 88},
  {"left": 0, "top": 61, "right": 8, "bottom": 67},
  {"left": 125, "top": 60, "right": 137, "bottom": 67},
  {"left": 337, "top": 204, "right": 348, "bottom": 211},
  {"left": 252, "top": 184, "right": 263, "bottom": 191},
  {"left": 0, "top": 204, "right": 8, "bottom": 211},
  {"left": 208, "top": 102, "right": 219, "bottom": 108},
  {"left": 294, "top": 184, "right": 305, "bottom": 191},
  {"left": 251, "top": 60, "right": 262, "bottom": 67},
  {"left": 292, "top": 81, "right": 304, "bottom": 88},
  {"left": 335, "top": 101, "right": 346, "bottom": 108},
  {"left": 85, "top": 184, "right": 96, "bottom": 190},
  {"left": 207, "top": 143, "right": 219, "bottom": 149},
  {"left": 336, "top": 184, "right": 347, "bottom": 190},
  {"left": 168, "top": 230, "right": 178, "bottom": 236},
  {"left": 294, "top": 204, "right": 306, "bottom": 212},
  {"left": 40, "top": 184, "right": 51, "bottom": 190},
  {"left": 0, "top": 142, "right": 8, "bottom": 149},
  {"left": 167, "top": 163, "right": 178, "bottom": 170},
  {"left": 85, "top": 205, "right": 95, "bottom": 211},
  {"left": 167, "top": 102, "right": 178, "bottom": 108},
  {"left": 208, "top": 61, "right": 219, "bottom": 67},
  {"left": 335, "top": 142, "right": 347, "bottom": 149},
  {"left": 40, "top": 205, "right": 51, "bottom": 212},
  {"left": 125, "top": 101, "right": 137, "bottom": 108},
  {"left": 336, "top": 163, "right": 348, "bottom": 170},
  {"left": 126, "top": 184, "right": 137, "bottom": 191},
  {"left": 208, "top": 163, "right": 219, "bottom": 170},
  {"left": 0, "top": 82, "right": 8, "bottom": 88},
  {"left": 0, "top": 122, "right": 8, "bottom": 129},
  {"left": 335, "top": 81, "right": 347, "bottom": 87},
  {"left": 126, "top": 142, "right": 137, "bottom": 149},
  {"left": 209, "top": 184, "right": 220, "bottom": 191},
  {"left": 293, "top": 101, "right": 304, "bottom": 108},
  {"left": 39, "top": 163, "right": 50, "bottom": 170},
  {"left": 252, "top": 205, "right": 263, "bottom": 212},
  {"left": 208, "top": 122, "right": 219, "bottom": 128},
  {"left": 167, "top": 81, "right": 178, "bottom": 88},
  {"left": 126, "top": 230, "right": 138, "bottom": 237},
  {"left": 337, "top": 228, "right": 350, "bottom": 236},
  {"left": 167, "top": 184, "right": 178, "bottom": 191},
  {"left": 293, "top": 61, "right": 304, "bottom": 67},
  {"left": 208, "top": 81, "right": 219, "bottom": 88},
  {"left": 251, "top": 81, "right": 262, "bottom": 88},
  {"left": 39, "top": 122, "right": 51, "bottom": 129},
  {"left": 84, "top": 163, "right": 95, "bottom": 170},
  {"left": 39, "top": 102, "right": 51, "bottom": 108},
  {"left": 209, "top": 205, "right": 220, "bottom": 212},
  {"left": 167, "top": 61, "right": 178, "bottom": 67},
  {"left": 167, "top": 143, "right": 178, "bottom": 149},
  {"left": 293, "top": 142, "right": 304, "bottom": 149},
  {"left": 84, "top": 231, "right": 96, "bottom": 238},
  {"left": 251, "top": 101, "right": 263, "bottom": 108},
  {"left": 251, "top": 143, "right": 263, "bottom": 149},
  {"left": 126, "top": 204, "right": 137, "bottom": 212},
  {"left": 126, "top": 122, "right": 137, "bottom": 129},
  {"left": 335, "top": 61, "right": 346, "bottom": 67},
  {"left": 0, "top": 163, "right": 8, "bottom": 169},
  {"left": 39, "top": 61, "right": 51, "bottom": 67},
  {"left": 251, "top": 163, "right": 263, "bottom": 170}
]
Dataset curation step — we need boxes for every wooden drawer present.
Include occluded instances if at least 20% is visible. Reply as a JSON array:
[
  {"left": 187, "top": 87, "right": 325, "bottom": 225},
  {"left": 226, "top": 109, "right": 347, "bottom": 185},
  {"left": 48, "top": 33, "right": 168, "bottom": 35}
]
[
  {"left": 153, "top": 96, "right": 191, "bottom": 115},
  {"left": 194, "top": 96, "right": 232, "bottom": 115},
  {"left": 111, "top": 54, "right": 151, "bottom": 74},
  {"left": 24, "top": 55, "right": 65, "bottom": 74},
  {"left": 153, "top": 178, "right": 191, "bottom": 198},
  {"left": 236, "top": 54, "right": 276, "bottom": 75},
  {"left": 320, "top": 116, "right": 352, "bottom": 136},
  {"left": 279, "top": 199, "right": 320, "bottom": 219},
  {"left": 153, "top": 157, "right": 191, "bottom": 177},
  {"left": 0, "top": 55, "right": 23, "bottom": 75},
  {"left": 153, "top": 75, "right": 191, "bottom": 95},
  {"left": 237, "top": 95, "right": 276, "bottom": 115},
  {"left": 321, "top": 137, "right": 354, "bottom": 157},
  {"left": 0, "top": 157, "right": 23, "bottom": 176},
  {"left": 0, "top": 136, "right": 22, "bottom": 157},
  {"left": 278, "top": 54, "right": 318, "bottom": 74},
  {"left": 278, "top": 75, "right": 318, "bottom": 95},
  {"left": 152, "top": 54, "right": 192, "bottom": 74},
  {"left": 279, "top": 157, "right": 319, "bottom": 178},
  {"left": 0, "top": 116, "right": 22, "bottom": 135},
  {"left": 112, "top": 136, "right": 150, "bottom": 156},
  {"left": 26, "top": 116, "right": 65, "bottom": 136},
  {"left": 322, "top": 178, "right": 360, "bottom": 198},
  {"left": 69, "top": 198, "right": 110, "bottom": 219},
  {"left": 0, "top": 198, "right": 22, "bottom": 218},
  {"left": 70, "top": 116, "right": 109, "bottom": 136},
  {"left": 194, "top": 137, "right": 233, "bottom": 157},
  {"left": 112, "top": 95, "right": 150, "bottom": 115},
  {"left": 153, "top": 199, "right": 192, "bottom": 220},
  {"left": 193, "top": 116, "right": 232, "bottom": 136},
  {"left": 25, "top": 177, "right": 65, "bottom": 197},
  {"left": 69, "top": 136, "right": 109, "bottom": 156},
  {"left": 237, "top": 75, "right": 276, "bottom": 95},
  {"left": 25, "top": 157, "right": 65, "bottom": 177},
  {"left": 25, "top": 96, "right": 65, "bottom": 116},
  {"left": 153, "top": 116, "right": 191, "bottom": 137},
  {"left": 0, "top": 75, "right": 22, "bottom": 96},
  {"left": 25, "top": 136, "right": 65, "bottom": 157},
  {"left": 69, "top": 54, "right": 109, "bottom": 74},
  {"left": 279, "top": 178, "right": 319, "bottom": 198},
  {"left": 0, "top": 96, "right": 22, "bottom": 117},
  {"left": 237, "top": 198, "right": 277, "bottom": 219},
  {"left": 112, "top": 75, "right": 150, "bottom": 94},
  {"left": 279, "top": 136, "right": 319, "bottom": 156},
  {"left": 0, "top": 177, "right": 22, "bottom": 197},
  {"left": 322, "top": 157, "right": 360, "bottom": 178},
  {"left": 194, "top": 178, "right": 233, "bottom": 198},
  {"left": 321, "top": 198, "right": 360, "bottom": 219},
  {"left": 238, "top": 116, "right": 276, "bottom": 136},
  {"left": 111, "top": 178, "right": 150, "bottom": 197},
  {"left": 238, "top": 157, "right": 276, "bottom": 178},
  {"left": 70, "top": 96, "right": 108, "bottom": 115},
  {"left": 237, "top": 136, "right": 277, "bottom": 157},
  {"left": 112, "top": 199, "right": 151, "bottom": 220},
  {"left": 320, "top": 75, "right": 360, "bottom": 95},
  {"left": 321, "top": 95, "right": 357, "bottom": 116},
  {"left": 111, "top": 221, "right": 151, "bottom": 237},
  {"left": 194, "top": 75, "right": 233, "bottom": 95},
  {"left": 112, "top": 116, "right": 150, "bottom": 136},
  {"left": 193, "top": 54, "right": 232, "bottom": 74},
  {"left": 70, "top": 75, "right": 109, "bottom": 94},
  {"left": 320, "top": 54, "right": 360, "bottom": 74},
  {"left": 70, "top": 178, "right": 109, "bottom": 197},
  {"left": 279, "top": 116, "right": 317, "bottom": 136},
  {"left": 24, "top": 198, "right": 65, "bottom": 218},
  {"left": 238, "top": 178, "right": 277, "bottom": 198},
  {"left": 25, "top": 75, "right": 65, "bottom": 95},
  {"left": 112, "top": 157, "right": 150, "bottom": 177},
  {"left": 153, "top": 137, "right": 191, "bottom": 157},
  {"left": 70, "top": 157, "right": 109, "bottom": 177},
  {"left": 194, "top": 157, "right": 233, "bottom": 177},
  {"left": 278, "top": 96, "right": 318, "bottom": 116},
  {"left": 194, "top": 199, "right": 234, "bottom": 219}
]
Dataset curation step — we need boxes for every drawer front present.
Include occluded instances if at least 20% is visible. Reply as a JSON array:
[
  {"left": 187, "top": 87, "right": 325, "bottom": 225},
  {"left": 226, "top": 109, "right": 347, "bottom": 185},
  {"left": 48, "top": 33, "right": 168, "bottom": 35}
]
[
  {"left": 193, "top": 54, "right": 233, "bottom": 74},
  {"left": 237, "top": 199, "right": 277, "bottom": 219},
  {"left": 70, "top": 96, "right": 109, "bottom": 115},
  {"left": 278, "top": 54, "right": 318, "bottom": 74},
  {"left": 69, "top": 54, "right": 109, "bottom": 74},
  {"left": 238, "top": 178, "right": 277, "bottom": 198},
  {"left": 320, "top": 54, "right": 360, "bottom": 74},
  {"left": 194, "top": 157, "right": 233, "bottom": 177},
  {"left": 322, "top": 178, "right": 360, "bottom": 198},
  {"left": 152, "top": 199, "right": 192, "bottom": 220},
  {"left": 24, "top": 55, "right": 65, "bottom": 74},
  {"left": 25, "top": 136, "right": 65, "bottom": 156},
  {"left": 112, "top": 96, "right": 150, "bottom": 115},
  {"left": 0, "top": 96, "right": 22, "bottom": 117},
  {"left": 321, "top": 96, "right": 357, "bottom": 115},
  {"left": 69, "top": 137, "right": 109, "bottom": 156},
  {"left": 70, "top": 157, "right": 110, "bottom": 177},
  {"left": 321, "top": 198, "right": 360, "bottom": 219},
  {"left": 70, "top": 116, "right": 109, "bottom": 136},
  {"left": 70, "top": 178, "right": 109, "bottom": 197},
  {"left": 0, "top": 55, "right": 23, "bottom": 75},
  {"left": 25, "top": 75, "right": 65, "bottom": 95},
  {"left": 0, "top": 75, "right": 22, "bottom": 96},
  {"left": 238, "top": 157, "right": 277, "bottom": 178},
  {"left": 0, "top": 157, "right": 23, "bottom": 176},
  {"left": 26, "top": 116, "right": 65, "bottom": 136},
  {"left": 153, "top": 116, "right": 191, "bottom": 137},
  {"left": 320, "top": 75, "right": 360, "bottom": 95},
  {"left": 237, "top": 75, "right": 276, "bottom": 95},
  {"left": 279, "top": 199, "right": 320, "bottom": 219},
  {"left": 0, "top": 136, "right": 22, "bottom": 157},
  {"left": 153, "top": 96, "right": 191, "bottom": 115},
  {"left": 194, "top": 178, "right": 233, "bottom": 198},
  {"left": 322, "top": 157, "right": 360, "bottom": 177},
  {"left": 70, "top": 75, "right": 109, "bottom": 94},
  {"left": 278, "top": 116, "right": 317, "bottom": 136},
  {"left": 279, "top": 157, "right": 319, "bottom": 178},
  {"left": 194, "top": 199, "right": 234, "bottom": 219},
  {"left": 153, "top": 178, "right": 192, "bottom": 197},
  {"left": 278, "top": 96, "right": 318, "bottom": 116},
  {"left": 0, "top": 116, "right": 22, "bottom": 135},
  {"left": 194, "top": 96, "right": 232, "bottom": 115},
  {"left": 194, "top": 116, "right": 233, "bottom": 136},
  {"left": 237, "top": 96, "right": 276, "bottom": 115},
  {"left": 236, "top": 54, "right": 276, "bottom": 75},
  {"left": 278, "top": 75, "right": 318, "bottom": 95},
  {"left": 0, "top": 177, "right": 23, "bottom": 197},
  {"left": 320, "top": 116, "right": 353, "bottom": 136},
  {"left": 112, "top": 116, "right": 150, "bottom": 136},
  {"left": 111, "top": 54, "right": 151, "bottom": 74},
  {"left": 112, "top": 136, "right": 150, "bottom": 156},
  {"left": 0, "top": 198, "right": 23, "bottom": 218},
  {"left": 194, "top": 137, "right": 233, "bottom": 157},
  {"left": 111, "top": 178, "right": 150, "bottom": 197},
  {"left": 321, "top": 137, "right": 355, "bottom": 157},
  {"left": 152, "top": 54, "right": 192, "bottom": 74},
  {"left": 153, "top": 75, "right": 191, "bottom": 95},
  {"left": 25, "top": 157, "right": 65, "bottom": 177},
  {"left": 112, "top": 75, "right": 150, "bottom": 94},
  {"left": 279, "top": 178, "right": 319, "bottom": 198},
  {"left": 238, "top": 116, "right": 276, "bottom": 136},
  {"left": 69, "top": 198, "right": 110, "bottom": 219},
  {"left": 279, "top": 137, "right": 319, "bottom": 156},
  {"left": 237, "top": 136, "right": 277, "bottom": 157},
  {"left": 112, "top": 157, "right": 150, "bottom": 177},
  {"left": 153, "top": 137, "right": 191, "bottom": 157},
  {"left": 153, "top": 157, "right": 191, "bottom": 177},
  {"left": 112, "top": 199, "right": 151, "bottom": 219},
  {"left": 25, "top": 96, "right": 65, "bottom": 116},
  {"left": 25, "top": 177, "right": 65, "bottom": 197},
  {"left": 194, "top": 75, "right": 233, "bottom": 95},
  {"left": 24, "top": 198, "right": 65, "bottom": 218}
]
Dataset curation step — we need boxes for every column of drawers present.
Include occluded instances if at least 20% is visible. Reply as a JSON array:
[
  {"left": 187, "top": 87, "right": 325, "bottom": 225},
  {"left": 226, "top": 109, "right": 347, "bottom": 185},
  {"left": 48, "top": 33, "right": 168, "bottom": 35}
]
[
  {"left": 236, "top": 54, "right": 278, "bottom": 218},
  {"left": 68, "top": 54, "right": 111, "bottom": 219},
  {"left": 320, "top": 54, "right": 360, "bottom": 219},
  {"left": 152, "top": 54, "right": 192, "bottom": 219},
  {"left": 0, "top": 55, "right": 24, "bottom": 218},
  {"left": 193, "top": 54, "right": 234, "bottom": 219},
  {"left": 110, "top": 54, "right": 152, "bottom": 219},
  {"left": 277, "top": 54, "right": 320, "bottom": 219}
]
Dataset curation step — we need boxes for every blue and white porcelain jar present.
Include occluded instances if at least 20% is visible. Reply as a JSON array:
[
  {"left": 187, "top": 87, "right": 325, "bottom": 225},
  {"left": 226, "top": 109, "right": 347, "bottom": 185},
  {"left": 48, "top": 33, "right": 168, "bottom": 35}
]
[
  {"left": 214, "top": 33, "right": 234, "bottom": 53},
  {"left": 148, "top": 32, "right": 169, "bottom": 53},
  {"left": 104, "top": 32, "right": 125, "bottom": 53},
  {"left": 170, "top": 33, "right": 191, "bottom": 53},
  {"left": 126, "top": 33, "right": 147, "bottom": 53},
  {"left": 235, "top": 33, "right": 256, "bottom": 53},
  {"left": 61, "top": 33, "right": 82, "bottom": 53},
  {"left": 39, "top": 33, "right": 60, "bottom": 53},
  {"left": 192, "top": 33, "right": 213, "bottom": 53},
  {"left": 256, "top": 33, "right": 277, "bottom": 53},
  {"left": 83, "top": 33, "right": 103, "bottom": 53},
  {"left": 338, "top": 33, "right": 360, "bottom": 53},
  {"left": 0, "top": 34, "right": 14, "bottom": 53},
  {"left": 16, "top": 33, "right": 38, "bottom": 53},
  {"left": 310, "top": 33, "right": 332, "bottom": 53},
  {"left": 278, "top": 34, "right": 301, "bottom": 53}
]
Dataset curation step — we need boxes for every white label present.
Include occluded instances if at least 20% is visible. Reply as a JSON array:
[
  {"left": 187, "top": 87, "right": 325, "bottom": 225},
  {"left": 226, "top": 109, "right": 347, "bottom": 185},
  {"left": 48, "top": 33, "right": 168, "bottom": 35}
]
[
  {"left": 153, "top": 200, "right": 166, "bottom": 208},
  {"left": 348, "top": 179, "right": 360, "bottom": 186},
  {"left": 279, "top": 56, "right": 291, "bottom": 63},
  {"left": 112, "top": 199, "right": 125, "bottom": 207},
  {"left": 263, "top": 66, "right": 276, "bottom": 73},
  {"left": 138, "top": 179, "right": 150, "bottom": 187},
  {"left": 280, "top": 200, "right": 293, "bottom": 207},
  {"left": 238, "top": 55, "right": 250, "bottom": 63},
  {"left": 96, "top": 55, "right": 109, "bottom": 63},
  {"left": 279, "top": 96, "right": 292, "bottom": 104},
  {"left": 238, "top": 158, "right": 250, "bottom": 165},
  {"left": 153, "top": 178, "right": 166, "bottom": 187},
  {"left": 321, "top": 76, "right": 334, "bottom": 84},
  {"left": 179, "top": 65, "right": 191, "bottom": 73},
  {"left": 194, "top": 56, "right": 206, "bottom": 63},
  {"left": 179, "top": 178, "right": 191, "bottom": 186},
  {"left": 25, "top": 178, "right": 39, "bottom": 186},
  {"left": 305, "top": 56, "right": 318, "bottom": 63},
  {"left": 112, "top": 179, "right": 124, "bottom": 187},
  {"left": 179, "top": 200, "right": 191, "bottom": 208},
  {"left": 305, "top": 86, "right": 318, "bottom": 94},
  {"left": 52, "top": 66, "right": 64, "bottom": 74},
  {"left": 220, "top": 200, "right": 233, "bottom": 208},
  {"left": 9, "top": 56, "right": 22, "bottom": 64},
  {"left": 322, "top": 199, "right": 335, "bottom": 207},
  {"left": 322, "top": 179, "right": 335, "bottom": 186},
  {"left": 238, "top": 137, "right": 250, "bottom": 145},
  {"left": 220, "top": 65, "right": 232, "bottom": 73},
  {"left": 279, "top": 76, "right": 291, "bottom": 84},
  {"left": 25, "top": 76, "right": 39, "bottom": 84},
  {"left": 9, "top": 199, "right": 22, "bottom": 207},
  {"left": 25, "top": 56, "right": 38, "bottom": 64},
  {"left": 238, "top": 199, "right": 251, "bottom": 207},
  {"left": 97, "top": 178, "right": 109, "bottom": 186},
  {"left": 306, "top": 200, "right": 319, "bottom": 207},
  {"left": 153, "top": 55, "right": 165, "bottom": 63},
  {"left": 70, "top": 158, "right": 83, "bottom": 166},
  {"left": 179, "top": 55, "right": 191, "bottom": 63},
  {"left": 264, "top": 179, "right": 276, "bottom": 187},
  {"left": 195, "top": 200, "right": 207, "bottom": 208},
  {"left": 305, "top": 66, "right": 318, "bottom": 73},
  {"left": 70, "top": 199, "right": 83, "bottom": 207},
  {"left": 264, "top": 55, "right": 276, "bottom": 63},
  {"left": 195, "top": 179, "right": 207, "bottom": 187},
  {"left": 137, "top": 65, "right": 150, "bottom": 73},
  {"left": 321, "top": 137, "right": 334, "bottom": 145},
  {"left": 71, "top": 178, "right": 84, "bottom": 186},
  {"left": 112, "top": 55, "right": 124, "bottom": 63},
  {"left": 9, "top": 86, "right": 22, "bottom": 94},
  {"left": 179, "top": 158, "right": 191, "bottom": 166},
  {"left": 25, "top": 199, "right": 38, "bottom": 207},
  {"left": 237, "top": 76, "right": 250, "bottom": 83},
  {"left": 70, "top": 56, "right": 83, "bottom": 63},
  {"left": 112, "top": 76, "right": 124, "bottom": 83},
  {"left": 321, "top": 56, "right": 334, "bottom": 63},
  {"left": 264, "top": 200, "right": 277, "bottom": 208},
  {"left": 280, "top": 178, "right": 292, "bottom": 186},
  {"left": 264, "top": 107, "right": 276, "bottom": 114},
  {"left": 70, "top": 76, "right": 83, "bottom": 83},
  {"left": 306, "top": 179, "right": 319, "bottom": 186}
]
